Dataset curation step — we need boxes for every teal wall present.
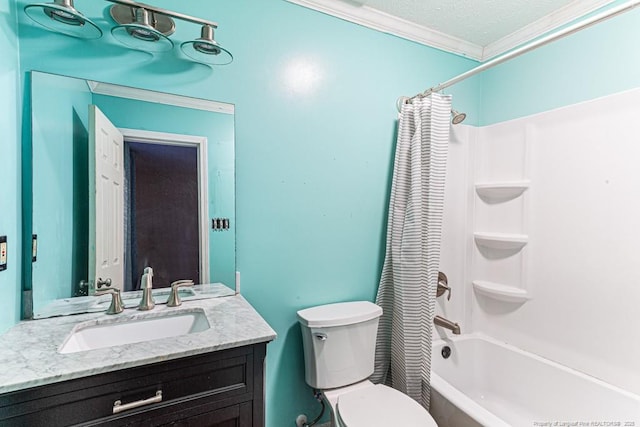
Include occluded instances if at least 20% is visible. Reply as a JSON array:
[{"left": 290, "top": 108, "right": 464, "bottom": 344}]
[
  {"left": 8, "top": 0, "right": 640, "bottom": 424},
  {"left": 14, "top": 1, "right": 479, "bottom": 424},
  {"left": 0, "top": 0, "right": 21, "bottom": 333},
  {"left": 480, "top": 1, "right": 640, "bottom": 125}
]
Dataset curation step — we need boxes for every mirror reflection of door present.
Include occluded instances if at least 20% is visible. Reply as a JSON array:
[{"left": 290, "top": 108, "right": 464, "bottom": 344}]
[
  {"left": 89, "top": 105, "right": 207, "bottom": 293},
  {"left": 89, "top": 105, "right": 124, "bottom": 292},
  {"left": 125, "top": 141, "right": 199, "bottom": 291}
]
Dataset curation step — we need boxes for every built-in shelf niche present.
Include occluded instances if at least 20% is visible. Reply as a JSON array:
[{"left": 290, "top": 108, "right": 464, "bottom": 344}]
[
  {"left": 472, "top": 125, "right": 533, "bottom": 308},
  {"left": 473, "top": 232, "right": 528, "bottom": 252},
  {"left": 475, "top": 180, "right": 530, "bottom": 203},
  {"left": 472, "top": 280, "right": 530, "bottom": 303}
]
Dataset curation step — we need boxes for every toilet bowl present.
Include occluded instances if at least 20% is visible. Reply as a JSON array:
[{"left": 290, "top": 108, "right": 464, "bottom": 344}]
[
  {"left": 323, "top": 380, "right": 437, "bottom": 427},
  {"left": 297, "top": 301, "right": 437, "bottom": 427}
]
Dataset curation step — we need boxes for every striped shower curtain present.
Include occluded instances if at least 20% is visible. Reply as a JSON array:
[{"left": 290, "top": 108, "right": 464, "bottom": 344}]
[{"left": 371, "top": 93, "right": 451, "bottom": 409}]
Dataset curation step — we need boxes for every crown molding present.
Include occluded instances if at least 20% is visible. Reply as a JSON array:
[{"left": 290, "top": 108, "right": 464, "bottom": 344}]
[
  {"left": 481, "top": 0, "right": 616, "bottom": 61},
  {"left": 87, "top": 81, "right": 235, "bottom": 114},
  {"left": 285, "top": 0, "right": 483, "bottom": 60},
  {"left": 286, "top": 0, "right": 617, "bottom": 63}
]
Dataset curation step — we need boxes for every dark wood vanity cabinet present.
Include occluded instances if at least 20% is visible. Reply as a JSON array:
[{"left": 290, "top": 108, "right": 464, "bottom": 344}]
[{"left": 0, "top": 343, "right": 267, "bottom": 427}]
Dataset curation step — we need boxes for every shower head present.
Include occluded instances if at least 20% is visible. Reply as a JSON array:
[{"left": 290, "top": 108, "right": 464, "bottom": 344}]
[{"left": 451, "top": 109, "right": 466, "bottom": 125}]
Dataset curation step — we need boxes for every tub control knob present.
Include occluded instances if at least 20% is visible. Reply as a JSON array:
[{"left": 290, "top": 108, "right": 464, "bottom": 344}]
[
  {"left": 314, "top": 333, "right": 327, "bottom": 341},
  {"left": 436, "top": 271, "right": 452, "bottom": 301}
]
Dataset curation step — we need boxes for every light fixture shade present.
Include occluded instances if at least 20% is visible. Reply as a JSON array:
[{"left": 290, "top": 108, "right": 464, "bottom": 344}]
[
  {"left": 110, "top": 8, "right": 174, "bottom": 53},
  {"left": 180, "top": 25, "right": 233, "bottom": 65},
  {"left": 24, "top": 0, "right": 102, "bottom": 39},
  {"left": 111, "top": 24, "right": 174, "bottom": 52}
]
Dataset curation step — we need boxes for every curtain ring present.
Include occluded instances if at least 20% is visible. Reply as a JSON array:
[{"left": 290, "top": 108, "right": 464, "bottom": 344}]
[{"left": 396, "top": 96, "right": 410, "bottom": 112}]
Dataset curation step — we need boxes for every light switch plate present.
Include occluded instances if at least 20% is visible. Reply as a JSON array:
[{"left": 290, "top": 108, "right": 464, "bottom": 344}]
[
  {"left": 0, "top": 236, "right": 7, "bottom": 271},
  {"left": 32, "top": 234, "right": 38, "bottom": 262}
]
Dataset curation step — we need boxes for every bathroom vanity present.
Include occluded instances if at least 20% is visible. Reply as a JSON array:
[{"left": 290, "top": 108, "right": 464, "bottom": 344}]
[{"left": 0, "top": 296, "right": 276, "bottom": 426}]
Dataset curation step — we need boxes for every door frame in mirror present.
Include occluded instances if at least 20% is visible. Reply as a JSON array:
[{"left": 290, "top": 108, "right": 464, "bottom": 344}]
[{"left": 118, "top": 128, "right": 210, "bottom": 286}]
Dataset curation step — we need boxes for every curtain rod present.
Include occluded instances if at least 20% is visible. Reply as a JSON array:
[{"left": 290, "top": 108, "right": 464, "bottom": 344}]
[{"left": 399, "top": 0, "right": 640, "bottom": 108}]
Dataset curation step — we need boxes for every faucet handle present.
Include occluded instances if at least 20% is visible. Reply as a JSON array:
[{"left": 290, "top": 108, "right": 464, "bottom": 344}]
[
  {"left": 95, "top": 288, "right": 124, "bottom": 315},
  {"left": 167, "top": 280, "right": 194, "bottom": 307},
  {"left": 436, "top": 271, "right": 452, "bottom": 301}
]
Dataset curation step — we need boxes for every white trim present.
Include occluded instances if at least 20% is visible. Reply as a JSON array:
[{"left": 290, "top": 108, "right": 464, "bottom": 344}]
[
  {"left": 88, "top": 81, "right": 234, "bottom": 115},
  {"left": 481, "top": 0, "right": 616, "bottom": 61},
  {"left": 286, "top": 0, "right": 617, "bottom": 62},
  {"left": 285, "top": 0, "right": 483, "bottom": 60},
  {"left": 120, "top": 128, "right": 211, "bottom": 284}
]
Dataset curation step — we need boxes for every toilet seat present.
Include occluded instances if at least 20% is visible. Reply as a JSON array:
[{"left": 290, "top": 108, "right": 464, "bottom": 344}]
[{"left": 336, "top": 384, "right": 437, "bottom": 427}]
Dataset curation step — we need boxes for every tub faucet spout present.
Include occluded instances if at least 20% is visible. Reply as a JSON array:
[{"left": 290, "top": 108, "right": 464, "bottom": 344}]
[{"left": 434, "top": 315, "right": 461, "bottom": 335}]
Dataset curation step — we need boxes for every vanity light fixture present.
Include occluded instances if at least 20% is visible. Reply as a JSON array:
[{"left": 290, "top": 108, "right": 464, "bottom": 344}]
[{"left": 23, "top": 0, "right": 233, "bottom": 65}]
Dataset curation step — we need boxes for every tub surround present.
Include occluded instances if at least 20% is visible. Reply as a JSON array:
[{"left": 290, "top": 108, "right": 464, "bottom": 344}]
[
  {"left": 467, "top": 87, "right": 640, "bottom": 395},
  {"left": 0, "top": 294, "right": 276, "bottom": 394}
]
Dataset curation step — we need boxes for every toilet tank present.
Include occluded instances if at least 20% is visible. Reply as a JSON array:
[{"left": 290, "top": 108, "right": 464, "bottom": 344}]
[{"left": 297, "top": 301, "right": 383, "bottom": 389}]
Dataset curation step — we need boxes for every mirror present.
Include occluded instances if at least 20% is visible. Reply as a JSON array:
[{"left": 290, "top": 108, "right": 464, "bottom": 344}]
[{"left": 27, "top": 71, "right": 236, "bottom": 318}]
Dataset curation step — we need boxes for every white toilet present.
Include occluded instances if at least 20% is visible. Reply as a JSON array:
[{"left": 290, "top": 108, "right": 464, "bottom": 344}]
[{"left": 297, "top": 301, "right": 437, "bottom": 427}]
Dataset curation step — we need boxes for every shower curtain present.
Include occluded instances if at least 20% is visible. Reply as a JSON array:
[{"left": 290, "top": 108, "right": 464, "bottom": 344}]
[{"left": 371, "top": 93, "right": 451, "bottom": 409}]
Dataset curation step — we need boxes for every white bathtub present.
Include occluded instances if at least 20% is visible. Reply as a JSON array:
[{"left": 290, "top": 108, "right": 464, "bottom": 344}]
[{"left": 430, "top": 334, "right": 640, "bottom": 427}]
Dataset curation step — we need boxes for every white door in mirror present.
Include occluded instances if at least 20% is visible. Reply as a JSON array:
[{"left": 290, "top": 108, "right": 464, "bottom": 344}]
[{"left": 89, "top": 105, "right": 125, "bottom": 291}]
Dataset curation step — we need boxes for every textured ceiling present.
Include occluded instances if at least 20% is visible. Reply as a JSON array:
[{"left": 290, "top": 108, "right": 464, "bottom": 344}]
[
  {"left": 357, "top": 0, "right": 576, "bottom": 46},
  {"left": 288, "top": 0, "right": 615, "bottom": 60}
]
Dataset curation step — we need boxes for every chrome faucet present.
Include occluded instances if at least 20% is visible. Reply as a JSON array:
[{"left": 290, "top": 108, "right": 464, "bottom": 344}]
[
  {"left": 138, "top": 267, "right": 155, "bottom": 311},
  {"left": 95, "top": 278, "right": 124, "bottom": 315},
  {"left": 434, "top": 315, "right": 461, "bottom": 335},
  {"left": 167, "top": 279, "right": 194, "bottom": 307}
]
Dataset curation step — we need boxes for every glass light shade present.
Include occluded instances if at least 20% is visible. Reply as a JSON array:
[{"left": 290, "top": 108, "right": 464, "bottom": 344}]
[
  {"left": 24, "top": 2, "right": 102, "bottom": 39},
  {"left": 111, "top": 24, "right": 174, "bottom": 53},
  {"left": 180, "top": 39, "right": 233, "bottom": 65}
]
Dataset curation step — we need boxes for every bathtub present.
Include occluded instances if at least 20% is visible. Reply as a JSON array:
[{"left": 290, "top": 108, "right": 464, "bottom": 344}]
[{"left": 429, "top": 334, "right": 640, "bottom": 427}]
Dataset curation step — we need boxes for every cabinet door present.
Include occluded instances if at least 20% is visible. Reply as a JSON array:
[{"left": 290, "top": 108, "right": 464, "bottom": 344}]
[
  {"left": 154, "top": 402, "right": 252, "bottom": 427},
  {"left": 1, "top": 347, "right": 255, "bottom": 427}
]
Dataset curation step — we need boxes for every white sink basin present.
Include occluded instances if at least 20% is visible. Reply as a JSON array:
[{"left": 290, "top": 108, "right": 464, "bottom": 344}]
[{"left": 58, "top": 309, "right": 210, "bottom": 354}]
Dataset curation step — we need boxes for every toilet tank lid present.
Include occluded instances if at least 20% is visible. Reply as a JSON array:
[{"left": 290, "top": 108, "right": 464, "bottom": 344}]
[{"left": 297, "top": 301, "right": 382, "bottom": 328}]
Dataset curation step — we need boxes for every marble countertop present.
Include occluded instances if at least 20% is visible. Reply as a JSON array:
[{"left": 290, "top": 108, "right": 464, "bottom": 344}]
[{"left": 0, "top": 295, "right": 276, "bottom": 394}]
